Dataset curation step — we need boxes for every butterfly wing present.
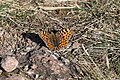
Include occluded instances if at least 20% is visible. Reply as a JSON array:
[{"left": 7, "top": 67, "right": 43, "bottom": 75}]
[
  {"left": 57, "top": 28, "right": 73, "bottom": 49},
  {"left": 39, "top": 31, "right": 54, "bottom": 50}
]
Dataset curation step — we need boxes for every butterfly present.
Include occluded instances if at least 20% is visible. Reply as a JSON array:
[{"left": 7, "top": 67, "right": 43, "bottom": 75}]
[{"left": 39, "top": 28, "right": 73, "bottom": 50}]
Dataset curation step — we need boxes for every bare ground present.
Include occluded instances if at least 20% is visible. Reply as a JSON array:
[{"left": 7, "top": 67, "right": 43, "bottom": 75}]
[{"left": 0, "top": 0, "right": 120, "bottom": 80}]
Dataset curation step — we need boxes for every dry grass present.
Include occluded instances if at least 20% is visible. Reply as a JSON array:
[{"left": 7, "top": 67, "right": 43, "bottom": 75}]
[{"left": 0, "top": 0, "right": 120, "bottom": 80}]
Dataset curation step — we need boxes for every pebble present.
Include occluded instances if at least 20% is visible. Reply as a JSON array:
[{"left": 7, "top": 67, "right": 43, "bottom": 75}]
[{"left": 1, "top": 56, "right": 19, "bottom": 72}]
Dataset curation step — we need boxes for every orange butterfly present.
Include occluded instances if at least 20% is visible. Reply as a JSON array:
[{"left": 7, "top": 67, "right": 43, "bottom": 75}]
[{"left": 39, "top": 28, "right": 73, "bottom": 50}]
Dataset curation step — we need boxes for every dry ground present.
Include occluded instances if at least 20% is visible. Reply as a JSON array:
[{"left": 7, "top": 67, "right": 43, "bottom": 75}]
[{"left": 0, "top": 0, "right": 120, "bottom": 80}]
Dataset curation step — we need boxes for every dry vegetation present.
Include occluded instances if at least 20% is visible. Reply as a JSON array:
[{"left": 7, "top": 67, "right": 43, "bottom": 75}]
[{"left": 0, "top": 0, "right": 120, "bottom": 80}]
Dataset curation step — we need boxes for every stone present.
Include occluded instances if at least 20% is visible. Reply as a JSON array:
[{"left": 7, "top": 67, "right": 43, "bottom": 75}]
[{"left": 1, "top": 56, "right": 19, "bottom": 72}]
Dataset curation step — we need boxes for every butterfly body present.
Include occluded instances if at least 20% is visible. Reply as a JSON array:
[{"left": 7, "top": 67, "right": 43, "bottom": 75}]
[
  {"left": 40, "top": 28, "right": 72, "bottom": 50},
  {"left": 49, "top": 32, "right": 59, "bottom": 47}
]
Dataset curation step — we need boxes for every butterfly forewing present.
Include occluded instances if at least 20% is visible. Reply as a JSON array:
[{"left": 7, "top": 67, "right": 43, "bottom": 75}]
[
  {"left": 40, "top": 31, "right": 54, "bottom": 49},
  {"left": 57, "top": 28, "right": 72, "bottom": 49}
]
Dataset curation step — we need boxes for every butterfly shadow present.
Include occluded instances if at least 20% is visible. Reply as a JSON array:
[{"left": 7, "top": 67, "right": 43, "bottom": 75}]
[{"left": 21, "top": 32, "right": 47, "bottom": 49}]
